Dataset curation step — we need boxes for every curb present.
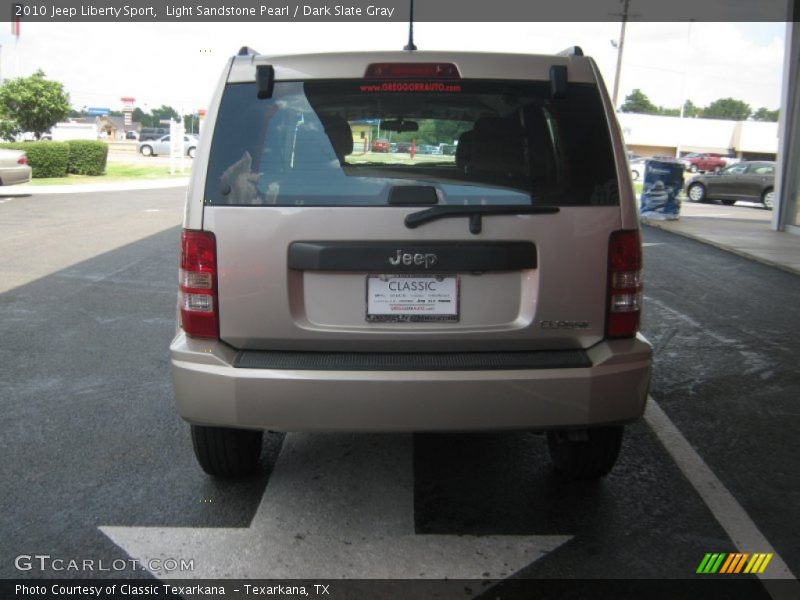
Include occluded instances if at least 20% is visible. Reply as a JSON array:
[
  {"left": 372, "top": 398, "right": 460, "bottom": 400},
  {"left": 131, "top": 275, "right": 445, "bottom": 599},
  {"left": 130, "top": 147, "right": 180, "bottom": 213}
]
[
  {"left": 642, "top": 220, "right": 800, "bottom": 277},
  {"left": 1, "top": 178, "right": 190, "bottom": 196}
]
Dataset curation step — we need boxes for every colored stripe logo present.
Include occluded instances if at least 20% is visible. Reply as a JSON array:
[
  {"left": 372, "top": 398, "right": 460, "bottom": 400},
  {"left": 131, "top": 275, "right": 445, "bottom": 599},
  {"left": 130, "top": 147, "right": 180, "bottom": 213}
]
[{"left": 697, "top": 553, "right": 773, "bottom": 574}]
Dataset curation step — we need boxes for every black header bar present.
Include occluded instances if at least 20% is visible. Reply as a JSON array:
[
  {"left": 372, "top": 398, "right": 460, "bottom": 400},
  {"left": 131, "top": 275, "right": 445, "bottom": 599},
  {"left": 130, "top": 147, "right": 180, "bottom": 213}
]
[
  {"left": 1, "top": 578, "right": 793, "bottom": 599},
  {"left": 3, "top": 0, "right": 796, "bottom": 23}
]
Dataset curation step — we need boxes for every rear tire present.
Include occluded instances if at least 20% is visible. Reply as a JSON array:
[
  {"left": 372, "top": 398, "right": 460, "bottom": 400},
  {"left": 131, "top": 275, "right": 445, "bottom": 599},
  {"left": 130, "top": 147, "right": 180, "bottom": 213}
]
[
  {"left": 188, "top": 146, "right": 196, "bottom": 158},
  {"left": 191, "top": 425, "right": 263, "bottom": 477},
  {"left": 547, "top": 426, "right": 624, "bottom": 481}
]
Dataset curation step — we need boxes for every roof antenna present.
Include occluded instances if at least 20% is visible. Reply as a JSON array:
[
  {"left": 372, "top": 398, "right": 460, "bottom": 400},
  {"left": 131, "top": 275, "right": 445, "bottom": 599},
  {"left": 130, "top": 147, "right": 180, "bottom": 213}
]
[{"left": 403, "top": 0, "right": 417, "bottom": 51}]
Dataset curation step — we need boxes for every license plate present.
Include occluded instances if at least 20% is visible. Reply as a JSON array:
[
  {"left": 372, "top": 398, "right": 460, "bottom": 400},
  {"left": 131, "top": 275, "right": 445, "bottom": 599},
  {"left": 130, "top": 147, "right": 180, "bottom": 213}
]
[{"left": 366, "top": 275, "right": 459, "bottom": 322}]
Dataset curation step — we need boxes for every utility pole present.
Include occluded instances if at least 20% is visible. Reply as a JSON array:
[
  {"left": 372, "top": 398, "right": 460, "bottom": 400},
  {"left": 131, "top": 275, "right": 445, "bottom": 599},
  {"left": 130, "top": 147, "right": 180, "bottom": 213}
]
[
  {"left": 611, "top": 0, "right": 630, "bottom": 110},
  {"left": 676, "top": 21, "right": 693, "bottom": 159}
]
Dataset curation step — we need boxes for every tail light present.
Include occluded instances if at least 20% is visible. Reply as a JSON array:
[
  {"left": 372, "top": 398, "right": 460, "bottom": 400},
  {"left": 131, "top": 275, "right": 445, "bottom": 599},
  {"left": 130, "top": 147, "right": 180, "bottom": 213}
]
[
  {"left": 179, "top": 230, "right": 218, "bottom": 339},
  {"left": 606, "top": 230, "right": 642, "bottom": 338},
  {"left": 17, "top": 156, "right": 27, "bottom": 165}
]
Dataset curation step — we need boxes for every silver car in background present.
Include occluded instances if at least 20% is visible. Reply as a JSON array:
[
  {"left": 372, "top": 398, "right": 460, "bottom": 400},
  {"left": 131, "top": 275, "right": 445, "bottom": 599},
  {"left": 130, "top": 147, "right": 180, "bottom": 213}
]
[
  {"left": 138, "top": 134, "right": 198, "bottom": 158},
  {"left": 0, "top": 149, "right": 32, "bottom": 185},
  {"left": 172, "top": 49, "right": 652, "bottom": 481}
]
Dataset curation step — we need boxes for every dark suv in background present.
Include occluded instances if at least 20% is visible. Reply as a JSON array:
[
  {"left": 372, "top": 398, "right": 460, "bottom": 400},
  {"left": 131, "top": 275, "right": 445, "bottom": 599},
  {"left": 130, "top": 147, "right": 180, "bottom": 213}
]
[{"left": 139, "top": 127, "right": 168, "bottom": 141}]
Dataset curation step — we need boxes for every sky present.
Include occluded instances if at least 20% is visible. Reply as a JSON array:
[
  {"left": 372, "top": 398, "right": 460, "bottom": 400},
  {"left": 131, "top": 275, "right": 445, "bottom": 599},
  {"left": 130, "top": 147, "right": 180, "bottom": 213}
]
[{"left": 0, "top": 21, "right": 787, "bottom": 116}]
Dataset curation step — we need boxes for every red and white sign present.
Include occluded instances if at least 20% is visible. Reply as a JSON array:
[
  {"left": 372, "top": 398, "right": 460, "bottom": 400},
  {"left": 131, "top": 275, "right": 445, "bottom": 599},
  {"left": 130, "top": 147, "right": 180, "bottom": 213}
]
[{"left": 120, "top": 97, "right": 135, "bottom": 111}]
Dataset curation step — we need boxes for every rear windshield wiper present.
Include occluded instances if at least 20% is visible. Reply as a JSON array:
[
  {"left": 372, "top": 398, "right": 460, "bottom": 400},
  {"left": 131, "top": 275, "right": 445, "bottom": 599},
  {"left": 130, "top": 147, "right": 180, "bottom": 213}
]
[{"left": 405, "top": 205, "right": 560, "bottom": 235}]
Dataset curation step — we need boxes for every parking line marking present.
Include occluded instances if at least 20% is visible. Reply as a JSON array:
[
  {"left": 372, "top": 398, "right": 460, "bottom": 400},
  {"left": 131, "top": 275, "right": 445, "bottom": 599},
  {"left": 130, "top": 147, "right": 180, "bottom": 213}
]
[
  {"left": 761, "top": 554, "right": 775, "bottom": 573},
  {"left": 645, "top": 397, "right": 798, "bottom": 598},
  {"left": 101, "top": 434, "right": 571, "bottom": 580}
]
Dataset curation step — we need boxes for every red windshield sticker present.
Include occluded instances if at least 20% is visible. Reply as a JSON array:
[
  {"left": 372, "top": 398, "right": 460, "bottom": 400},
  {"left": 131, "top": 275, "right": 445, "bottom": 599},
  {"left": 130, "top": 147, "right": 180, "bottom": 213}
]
[{"left": 360, "top": 82, "right": 462, "bottom": 93}]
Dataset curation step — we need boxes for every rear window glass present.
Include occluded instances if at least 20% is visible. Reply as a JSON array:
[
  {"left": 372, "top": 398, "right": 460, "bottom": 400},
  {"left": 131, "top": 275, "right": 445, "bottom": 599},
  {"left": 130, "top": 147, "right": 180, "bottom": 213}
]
[{"left": 204, "top": 79, "right": 618, "bottom": 207}]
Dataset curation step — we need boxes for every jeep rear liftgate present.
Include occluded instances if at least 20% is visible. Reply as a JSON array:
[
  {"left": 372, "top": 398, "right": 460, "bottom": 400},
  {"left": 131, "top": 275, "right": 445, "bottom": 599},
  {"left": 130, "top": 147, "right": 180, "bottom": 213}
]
[
  {"left": 204, "top": 204, "right": 620, "bottom": 351},
  {"left": 201, "top": 74, "right": 623, "bottom": 351}
]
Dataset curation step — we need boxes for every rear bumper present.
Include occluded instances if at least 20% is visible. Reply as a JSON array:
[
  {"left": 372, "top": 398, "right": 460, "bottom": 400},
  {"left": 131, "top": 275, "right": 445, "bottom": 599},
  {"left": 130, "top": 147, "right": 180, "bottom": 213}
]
[
  {"left": 170, "top": 332, "right": 652, "bottom": 432},
  {"left": 0, "top": 165, "right": 32, "bottom": 186}
]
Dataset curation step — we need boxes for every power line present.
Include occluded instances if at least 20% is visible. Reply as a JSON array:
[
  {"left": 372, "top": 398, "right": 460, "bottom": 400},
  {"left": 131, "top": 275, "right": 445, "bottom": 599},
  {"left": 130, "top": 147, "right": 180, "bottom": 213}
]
[{"left": 623, "top": 62, "right": 781, "bottom": 87}]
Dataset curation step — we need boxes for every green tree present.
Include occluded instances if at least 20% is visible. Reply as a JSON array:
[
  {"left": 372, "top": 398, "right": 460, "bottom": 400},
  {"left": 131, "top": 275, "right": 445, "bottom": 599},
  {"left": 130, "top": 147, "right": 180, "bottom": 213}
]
[
  {"left": 0, "top": 119, "right": 21, "bottom": 142},
  {"left": 752, "top": 107, "right": 779, "bottom": 122},
  {"left": 390, "top": 119, "right": 468, "bottom": 146},
  {"left": 682, "top": 99, "right": 701, "bottom": 118},
  {"left": 703, "top": 97, "right": 751, "bottom": 121},
  {"left": 620, "top": 89, "right": 658, "bottom": 114},
  {"left": 0, "top": 70, "right": 71, "bottom": 138},
  {"left": 183, "top": 113, "right": 198, "bottom": 134},
  {"left": 132, "top": 107, "right": 153, "bottom": 127},
  {"left": 132, "top": 105, "right": 180, "bottom": 129},
  {"left": 149, "top": 105, "right": 180, "bottom": 125}
]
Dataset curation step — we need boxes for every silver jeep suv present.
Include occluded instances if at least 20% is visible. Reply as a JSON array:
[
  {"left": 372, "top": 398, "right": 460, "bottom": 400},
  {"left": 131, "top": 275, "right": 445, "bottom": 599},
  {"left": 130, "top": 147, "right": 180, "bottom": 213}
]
[{"left": 172, "top": 47, "right": 652, "bottom": 479}]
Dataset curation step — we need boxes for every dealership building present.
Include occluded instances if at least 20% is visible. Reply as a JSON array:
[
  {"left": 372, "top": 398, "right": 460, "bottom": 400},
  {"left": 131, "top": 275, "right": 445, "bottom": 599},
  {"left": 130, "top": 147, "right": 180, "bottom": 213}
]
[
  {"left": 620, "top": 113, "right": 778, "bottom": 162},
  {"left": 623, "top": 20, "right": 800, "bottom": 237}
]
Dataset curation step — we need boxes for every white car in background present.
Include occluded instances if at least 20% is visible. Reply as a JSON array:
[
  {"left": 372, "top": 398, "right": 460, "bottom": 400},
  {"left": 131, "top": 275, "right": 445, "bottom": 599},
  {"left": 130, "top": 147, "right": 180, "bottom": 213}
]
[
  {"left": 0, "top": 149, "right": 32, "bottom": 185},
  {"left": 138, "top": 134, "right": 198, "bottom": 158},
  {"left": 629, "top": 157, "right": 647, "bottom": 181}
]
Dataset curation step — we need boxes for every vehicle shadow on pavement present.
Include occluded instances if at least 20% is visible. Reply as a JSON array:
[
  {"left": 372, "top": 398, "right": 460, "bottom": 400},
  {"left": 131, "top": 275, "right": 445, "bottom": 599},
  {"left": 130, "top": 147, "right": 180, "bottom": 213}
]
[
  {"left": 413, "top": 423, "right": 739, "bottom": 579},
  {"left": 0, "top": 227, "right": 279, "bottom": 577}
]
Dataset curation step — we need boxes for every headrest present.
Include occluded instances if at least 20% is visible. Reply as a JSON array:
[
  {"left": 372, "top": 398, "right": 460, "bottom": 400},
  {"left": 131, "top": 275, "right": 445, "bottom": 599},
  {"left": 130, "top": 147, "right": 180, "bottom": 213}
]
[
  {"left": 470, "top": 117, "right": 526, "bottom": 176},
  {"left": 455, "top": 130, "right": 473, "bottom": 170},
  {"left": 322, "top": 116, "right": 353, "bottom": 161}
]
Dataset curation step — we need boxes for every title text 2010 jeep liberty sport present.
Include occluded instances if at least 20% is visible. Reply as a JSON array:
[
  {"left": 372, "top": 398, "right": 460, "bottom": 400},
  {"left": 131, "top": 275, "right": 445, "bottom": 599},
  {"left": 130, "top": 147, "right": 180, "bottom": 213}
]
[{"left": 171, "top": 47, "right": 652, "bottom": 479}]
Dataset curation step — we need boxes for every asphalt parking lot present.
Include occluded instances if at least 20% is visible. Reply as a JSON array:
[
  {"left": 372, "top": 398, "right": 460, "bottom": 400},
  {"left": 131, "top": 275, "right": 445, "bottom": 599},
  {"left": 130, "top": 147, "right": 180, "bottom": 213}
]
[{"left": 1, "top": 189, "right": 798, "bottom": 598}]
